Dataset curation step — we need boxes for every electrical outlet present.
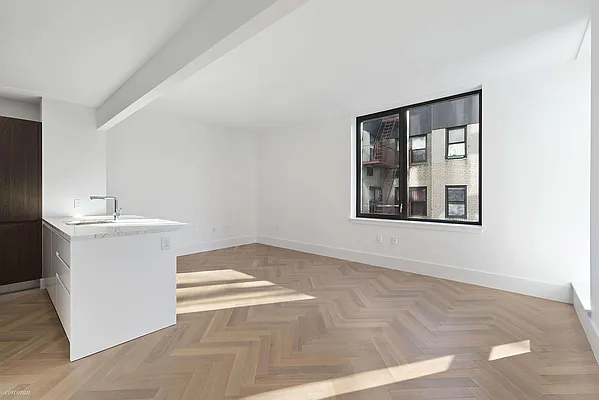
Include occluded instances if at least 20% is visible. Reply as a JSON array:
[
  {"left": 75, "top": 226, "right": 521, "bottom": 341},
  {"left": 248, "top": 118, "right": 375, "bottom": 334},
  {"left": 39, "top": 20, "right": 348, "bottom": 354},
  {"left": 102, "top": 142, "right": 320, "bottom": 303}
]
[
  {"left": 73, "top": 199, "right": 81, "bottom": 209},
  {"left": 391, "top": 237, "right": 398, "bottom": 245},
  {"left": 161, "top": 237, "right": 171, "bottom": 250},
  {"left": 376, "top": 235, "right": 383, "bottom": 243},
  {"left": 212, "top": 227, "right": 216, "bottom": 233}
]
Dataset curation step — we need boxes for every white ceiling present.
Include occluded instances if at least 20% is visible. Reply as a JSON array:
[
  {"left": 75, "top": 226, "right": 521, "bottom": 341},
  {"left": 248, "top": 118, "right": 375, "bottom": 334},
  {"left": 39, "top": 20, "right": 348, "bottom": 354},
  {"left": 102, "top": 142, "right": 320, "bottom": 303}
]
[
  {"left": 0, "top": 0, "right": 212, "bottom": 106},
  {"left": 149, "top": 0, "right": 591, "bottom": 129}
]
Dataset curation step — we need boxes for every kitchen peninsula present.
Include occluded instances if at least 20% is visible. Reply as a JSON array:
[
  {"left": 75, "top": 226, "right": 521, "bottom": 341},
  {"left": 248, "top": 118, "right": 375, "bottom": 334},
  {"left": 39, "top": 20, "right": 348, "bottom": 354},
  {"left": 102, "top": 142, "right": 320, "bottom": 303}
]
[{"left": 42, "top": 215, "right": 185, "bottom": 361}]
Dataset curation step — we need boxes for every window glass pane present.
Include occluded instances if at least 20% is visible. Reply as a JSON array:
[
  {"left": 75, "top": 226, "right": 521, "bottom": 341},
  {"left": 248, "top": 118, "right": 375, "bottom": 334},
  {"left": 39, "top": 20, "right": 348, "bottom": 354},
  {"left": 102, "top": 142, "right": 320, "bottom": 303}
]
[
  {"left": 360, "top": 115, "right": 400, "bottom": 215},
  {"left": 409, "top": 188, "right": 427, "bottom": 217},
  {"left": 447, "top": 187, "right": 465, "bottom": 202},
  {"left": 448, "top": 127, "right": 465, "bottom": 143},
  {"left": 405, "top": 92, "right": 479, "bottom": 223},
  {"left": 432, "top": 95, "right": 479, "bottom": 129},
  {"left": 411, "top": 149, "right": 426, "bottom": 163},
  {"left": 447, "top": 143, "right": 466, "bottom": 158},
  {"left": 409, "top": 105, "right": 432, "bottom": 136},
  {"left": 411, "top": 136, "right": 426, "bottom": 149},
  {"left": 410, "top": 188, "right": 426, "bottom": 201},
  {"left": 448, "top": 203, "right": 465, "bottom": 217},
  {"left": 411, "top": 202, "right": 427, "bottom": 217}
]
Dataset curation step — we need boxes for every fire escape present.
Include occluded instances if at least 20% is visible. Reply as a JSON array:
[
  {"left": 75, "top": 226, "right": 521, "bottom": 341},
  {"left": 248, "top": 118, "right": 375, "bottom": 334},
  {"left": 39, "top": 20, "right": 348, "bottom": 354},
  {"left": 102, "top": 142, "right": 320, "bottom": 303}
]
[{"left": 363, "top": 116, "right": 399, "bottom": 214}]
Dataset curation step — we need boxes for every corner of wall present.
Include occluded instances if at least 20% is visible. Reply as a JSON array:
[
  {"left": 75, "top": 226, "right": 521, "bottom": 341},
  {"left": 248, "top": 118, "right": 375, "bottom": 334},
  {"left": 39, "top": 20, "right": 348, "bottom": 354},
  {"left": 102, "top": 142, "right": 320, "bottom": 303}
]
[{"left": 573, "top": 284, "right": 599, "bottom": 364}]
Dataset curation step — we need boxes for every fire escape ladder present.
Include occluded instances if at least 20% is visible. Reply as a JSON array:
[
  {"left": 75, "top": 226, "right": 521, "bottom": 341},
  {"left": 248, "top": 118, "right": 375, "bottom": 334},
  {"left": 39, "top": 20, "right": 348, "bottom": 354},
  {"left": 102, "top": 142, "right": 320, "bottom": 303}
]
[
  {"left": 381, "top": 117, "right": 398, "bottom": 208},
  {"left": 374, "top": 117, "right": 396, "bottom": 162}
]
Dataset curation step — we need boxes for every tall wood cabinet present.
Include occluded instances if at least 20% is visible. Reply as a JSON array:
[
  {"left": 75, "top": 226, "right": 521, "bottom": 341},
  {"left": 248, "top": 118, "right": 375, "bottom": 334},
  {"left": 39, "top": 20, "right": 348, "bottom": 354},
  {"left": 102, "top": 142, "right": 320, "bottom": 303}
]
[{"left": 0, "top": 116, "right": 42, "bottom": 287}]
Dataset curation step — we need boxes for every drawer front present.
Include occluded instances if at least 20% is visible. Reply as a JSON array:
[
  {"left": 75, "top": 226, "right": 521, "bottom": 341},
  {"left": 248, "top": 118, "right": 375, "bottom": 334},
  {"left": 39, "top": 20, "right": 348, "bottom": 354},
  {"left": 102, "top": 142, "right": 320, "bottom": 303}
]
[
  {"left": 56, "top": 273, "right": 71, "bottom": 341},
  {"left": 52, "top": 231, "right": 71, "bottom": 268},
  {"left": 54, "top": 250, "right": 71, "bottom": 293}
]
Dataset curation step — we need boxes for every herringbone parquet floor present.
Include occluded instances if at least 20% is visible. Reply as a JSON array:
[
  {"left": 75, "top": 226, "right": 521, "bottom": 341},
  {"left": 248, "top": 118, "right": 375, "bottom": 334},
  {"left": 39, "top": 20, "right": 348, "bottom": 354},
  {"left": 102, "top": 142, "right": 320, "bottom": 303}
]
[{"left": 0, "top": 244, "right": 598, "bottom": 399}]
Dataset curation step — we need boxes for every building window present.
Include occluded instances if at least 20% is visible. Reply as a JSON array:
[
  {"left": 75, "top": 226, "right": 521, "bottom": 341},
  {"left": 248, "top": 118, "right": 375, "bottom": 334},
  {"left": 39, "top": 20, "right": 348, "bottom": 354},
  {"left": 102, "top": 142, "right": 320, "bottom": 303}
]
[
  {"left": 356, "top": 90, "right": 481, "bottom": 225},
  {"left": 409, "top": 187, "right": 427, "bottom": 217},
  {"left": 410, "top": 135, "right": 427, "bottom": 164},
  {"left": 446, "top": 126, "right": 467, "bottom": 159},
  {"left": 446, "top": 185, "right": 467, "bottom": 218}
]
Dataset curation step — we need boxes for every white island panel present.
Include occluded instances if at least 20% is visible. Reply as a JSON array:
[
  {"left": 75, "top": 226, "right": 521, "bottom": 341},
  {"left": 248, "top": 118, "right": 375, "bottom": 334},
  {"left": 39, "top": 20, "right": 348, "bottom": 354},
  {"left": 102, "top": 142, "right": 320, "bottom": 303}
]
[{"left": 70, "top": 232, "right": 176, "bottom": 361}]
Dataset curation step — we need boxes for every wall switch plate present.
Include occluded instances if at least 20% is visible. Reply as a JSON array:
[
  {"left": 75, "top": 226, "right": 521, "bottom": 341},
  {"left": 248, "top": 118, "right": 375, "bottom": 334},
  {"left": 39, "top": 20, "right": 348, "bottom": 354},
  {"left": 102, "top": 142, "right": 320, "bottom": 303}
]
[
  {"left": 161, "top": 237, "right": 171, "bottom": 250},
  {"left": 391, "top": 237, "right": 398, "bottom": 245},
  {"left": 74, "top": 199, "right": 81, "bottom": 209},
  {"left": 376, "top": 235, "right": 383, "bottom": 243}
]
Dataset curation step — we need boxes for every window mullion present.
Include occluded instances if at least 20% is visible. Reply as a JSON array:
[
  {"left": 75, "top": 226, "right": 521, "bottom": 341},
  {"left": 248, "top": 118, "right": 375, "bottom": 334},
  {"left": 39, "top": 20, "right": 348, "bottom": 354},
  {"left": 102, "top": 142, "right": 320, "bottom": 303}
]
[{"left": 399, "top": 108, "right": 408, "bottom": 220}]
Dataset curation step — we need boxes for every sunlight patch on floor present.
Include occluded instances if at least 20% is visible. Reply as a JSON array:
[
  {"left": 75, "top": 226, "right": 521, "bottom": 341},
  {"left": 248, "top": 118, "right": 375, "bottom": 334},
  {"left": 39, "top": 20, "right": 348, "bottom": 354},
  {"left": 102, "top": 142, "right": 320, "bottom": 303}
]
[
  {"left": 240, "top": 356, "right": 454, "bottom": 400},
  {"left": 176, "top": 271, "right": 315, "bottom": 314},
  {"left": 488, "top": 340, "right": 530, "bottom": 361},
  {"left": 176, "top": 269, "right": 256, "bottom": 286}
]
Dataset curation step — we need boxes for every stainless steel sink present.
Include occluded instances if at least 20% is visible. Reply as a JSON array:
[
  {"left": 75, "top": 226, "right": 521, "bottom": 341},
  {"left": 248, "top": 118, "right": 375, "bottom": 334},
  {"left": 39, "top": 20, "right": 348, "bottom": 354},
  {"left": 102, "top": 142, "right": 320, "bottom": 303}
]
[{"left": 64, "top": 219, "right": 115, "bottom": 226}]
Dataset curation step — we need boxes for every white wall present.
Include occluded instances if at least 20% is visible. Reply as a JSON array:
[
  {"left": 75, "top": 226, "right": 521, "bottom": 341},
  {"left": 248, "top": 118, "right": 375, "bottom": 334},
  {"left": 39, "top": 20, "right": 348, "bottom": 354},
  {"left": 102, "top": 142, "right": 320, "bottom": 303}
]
[
  {"left": 0, "top": 97, "right": 40, "bottom": 121},
  {"left": 41, "top": 98, "right": 106, "bottom": 217},
  {"left": 106, "top": 108, "right": 257, "bottom": 254},
  {"left": 257, "top": 60, "right": 590, "bottom": 303},
  {"left": 591, "top": 5, "right": 599, "bottom": 325}
]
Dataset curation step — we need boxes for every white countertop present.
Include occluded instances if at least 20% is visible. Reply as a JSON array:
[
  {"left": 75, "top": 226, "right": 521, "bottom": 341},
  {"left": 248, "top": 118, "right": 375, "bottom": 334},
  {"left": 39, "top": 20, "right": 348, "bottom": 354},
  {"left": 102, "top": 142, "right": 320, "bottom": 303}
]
[{"left": 43, "top": 215, "right": 186, "bottom": 241}]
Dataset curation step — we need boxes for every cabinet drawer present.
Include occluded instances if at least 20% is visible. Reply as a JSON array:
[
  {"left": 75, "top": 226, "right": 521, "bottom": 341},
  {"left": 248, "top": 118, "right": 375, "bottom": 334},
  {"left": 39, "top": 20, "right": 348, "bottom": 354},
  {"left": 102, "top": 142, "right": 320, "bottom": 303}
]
[
  {"left": 54, "top": 250, "right": 71, "bottom": 293},
  {"left": 52, "top": 231, "right": 70, "bottom": 268},
  {"left": 56, "top": 273, "right": 71, "bottom": 341}
]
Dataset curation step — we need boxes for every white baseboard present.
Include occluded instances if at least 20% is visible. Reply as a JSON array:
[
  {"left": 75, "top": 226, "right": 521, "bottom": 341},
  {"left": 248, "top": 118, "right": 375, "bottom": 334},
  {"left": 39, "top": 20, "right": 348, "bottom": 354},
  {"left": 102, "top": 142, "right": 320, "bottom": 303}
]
[
  {"left": 257, "top": 235, "right": 572, "bottom": 304},
  {"left": 0, "top": 279, "right": 40, "bottom": 295},
  {"left": 573, "top": 284, "right": 599, "bottom": 363},
  {"left": 175, "top": 235, "right": 256, "bottom": 256}
]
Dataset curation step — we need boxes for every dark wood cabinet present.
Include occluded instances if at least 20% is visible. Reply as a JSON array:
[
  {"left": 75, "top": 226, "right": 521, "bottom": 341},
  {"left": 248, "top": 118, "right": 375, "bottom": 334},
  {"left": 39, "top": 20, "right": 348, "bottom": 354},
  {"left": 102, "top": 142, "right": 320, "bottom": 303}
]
[
  {"left": 0, "top": 222, "right": 41, "bottom": 285},
  {"left": 0, "top": 116, "right": 42, "bottom": 286},
  {"left": 0, "top": 117, "right": 41, "bottom": 223}
]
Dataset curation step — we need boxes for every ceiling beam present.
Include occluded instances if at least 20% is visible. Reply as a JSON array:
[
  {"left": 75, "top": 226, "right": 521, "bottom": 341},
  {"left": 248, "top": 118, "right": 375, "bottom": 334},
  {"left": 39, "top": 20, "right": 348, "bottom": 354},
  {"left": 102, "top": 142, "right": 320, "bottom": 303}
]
[
  {"left": 576, "top": 17, "right": 591, "bottom": 60},
  {"left": 97, "top": 0, "right": 310, "bottom": 130}
]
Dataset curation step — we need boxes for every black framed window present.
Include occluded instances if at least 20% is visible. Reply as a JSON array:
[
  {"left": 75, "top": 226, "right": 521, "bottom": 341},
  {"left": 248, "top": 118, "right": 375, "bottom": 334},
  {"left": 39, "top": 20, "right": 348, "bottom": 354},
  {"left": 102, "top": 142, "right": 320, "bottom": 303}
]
[
  {"left": 410, "top": 134, "right": 427, "bottom": 165},
  {"left": 356, "top": 90, "right": 481, "bottom": 225},
  {"left": 409, "top": 187, "right": 427, "bottom": 217},
  {"left": 446, "top": 185, "right": 467, "bottom": 218},
  {"left": 446, "top": 126, "right": 467, "bottom": 159}
]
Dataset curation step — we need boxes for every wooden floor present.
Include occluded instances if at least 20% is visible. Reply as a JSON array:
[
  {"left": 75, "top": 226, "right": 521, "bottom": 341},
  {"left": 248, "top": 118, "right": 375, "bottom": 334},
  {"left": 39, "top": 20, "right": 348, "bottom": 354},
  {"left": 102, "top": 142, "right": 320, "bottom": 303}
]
[{"left": 0, "top": 244, "right": 598, "bottom": 399}]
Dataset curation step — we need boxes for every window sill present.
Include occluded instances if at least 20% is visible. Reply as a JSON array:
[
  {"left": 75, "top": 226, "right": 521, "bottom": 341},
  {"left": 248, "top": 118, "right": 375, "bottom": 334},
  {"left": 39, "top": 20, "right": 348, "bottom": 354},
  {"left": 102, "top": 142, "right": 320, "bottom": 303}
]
[{"left": 348, "top": 217, "right": 485, "bottom": 234}]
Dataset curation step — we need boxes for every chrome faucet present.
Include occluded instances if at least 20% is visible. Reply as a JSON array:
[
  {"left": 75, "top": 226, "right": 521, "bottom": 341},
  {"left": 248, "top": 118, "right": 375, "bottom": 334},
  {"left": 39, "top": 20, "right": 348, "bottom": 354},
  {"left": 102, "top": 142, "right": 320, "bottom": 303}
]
[{"left": 90, "top": 195, "right": 122, "bottom": 220}]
